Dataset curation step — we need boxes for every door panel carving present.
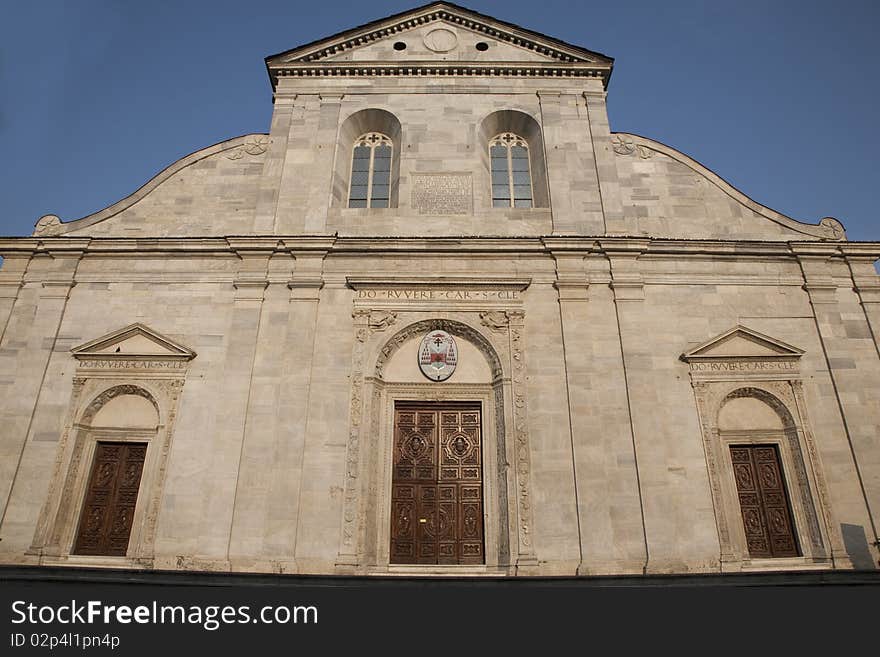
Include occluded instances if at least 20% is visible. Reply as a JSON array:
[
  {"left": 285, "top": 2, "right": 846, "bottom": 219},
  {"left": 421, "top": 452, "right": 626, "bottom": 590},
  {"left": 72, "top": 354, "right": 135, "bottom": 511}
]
[
  {"left": 730, "top": 445, "right": 799, "bottom": 558},
  {"left": 73, "top": 442, "right": 146, "bottom": 556},
  {"left": 391, "top": 404, "right": 484, "bottom": 564}
]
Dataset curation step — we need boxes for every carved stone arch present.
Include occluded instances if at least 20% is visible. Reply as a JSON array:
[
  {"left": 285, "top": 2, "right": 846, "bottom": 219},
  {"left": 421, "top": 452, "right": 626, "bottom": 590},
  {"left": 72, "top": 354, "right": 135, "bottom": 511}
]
[
  {"left": 373, "top": 318, "right": 504, "bottom": 381},
  {"left": 717, "top": 385, "right": 797, "bottom": 431},
  {"left": 684, "top": 329, "right": 851, "bottom": 570},
  {"left": 338, "top": 311, "right": 535, "bottom": 573},
  {"left": 695, "top": 380, "right": 845, "bottom": 568},
  {"left": 31, "top": 365, "right": 189, "bottom": 566},
  {"left": 79, "top": 384, "right": 163, "bottom": 427}
]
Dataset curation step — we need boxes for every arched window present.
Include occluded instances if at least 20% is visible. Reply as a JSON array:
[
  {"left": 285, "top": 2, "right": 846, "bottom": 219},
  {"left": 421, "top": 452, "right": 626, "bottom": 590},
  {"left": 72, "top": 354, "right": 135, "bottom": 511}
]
[
  {"left": 348, "top": 132, "right": 392, "bottom": 208},
  {"left": 490, "top": 133, "right": 533, "bottom": 208}
]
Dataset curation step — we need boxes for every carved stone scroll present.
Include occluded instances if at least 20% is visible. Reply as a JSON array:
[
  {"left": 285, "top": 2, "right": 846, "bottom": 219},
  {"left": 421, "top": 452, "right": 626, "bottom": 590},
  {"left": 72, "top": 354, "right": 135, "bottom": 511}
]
[{"left": 338, "top": 310, "right": 370, "bottom": 562}]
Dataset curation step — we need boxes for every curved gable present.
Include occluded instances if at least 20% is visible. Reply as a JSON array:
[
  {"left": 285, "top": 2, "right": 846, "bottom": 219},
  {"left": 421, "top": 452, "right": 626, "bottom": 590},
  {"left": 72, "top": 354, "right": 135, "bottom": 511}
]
[
  {"left": 33, "top": 134, "right": 269, "bottom": 238},
  {"left": 612, "top": 133, "right": 845, "bottom": 241}
]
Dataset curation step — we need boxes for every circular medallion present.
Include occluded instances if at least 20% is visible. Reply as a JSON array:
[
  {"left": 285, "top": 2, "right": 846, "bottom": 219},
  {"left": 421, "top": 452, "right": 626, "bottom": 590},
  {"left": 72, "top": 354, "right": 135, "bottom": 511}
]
[
  {"left": 418, "top": 330, "right": 458, "bottom": 381},
  {"left": 423, "top": 27, "right": 458, "bottom": 53}
]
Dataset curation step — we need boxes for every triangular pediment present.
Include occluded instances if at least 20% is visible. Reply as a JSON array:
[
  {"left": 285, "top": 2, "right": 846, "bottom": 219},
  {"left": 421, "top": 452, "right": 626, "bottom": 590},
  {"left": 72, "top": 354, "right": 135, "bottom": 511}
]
[
  {"left": 318, "top": 19, "right": 557, "bottom": 65},
  {"left": 683, "top": 326, "right": 804, "bottom": 361},
  {"left": 266, "top": 3, "right": 613, "bottom": 87},
  {"left": 72, "top": 323, "right": 196, "bottom": 361}
]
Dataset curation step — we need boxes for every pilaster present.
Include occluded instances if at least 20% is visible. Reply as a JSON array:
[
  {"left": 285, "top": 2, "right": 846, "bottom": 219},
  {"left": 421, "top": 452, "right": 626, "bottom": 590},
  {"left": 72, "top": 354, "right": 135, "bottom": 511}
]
[
  {"left": 583, "top": 87, "right": 626, "bottom": 234},
  {"left": 228, "top": 250, "right": 299, "bottom": 572},
  {"left": 0, "top": 250, "right": 80, "bottom": 532},
  {"left": 198, "top": 244, "right": 270, "bottom": 562},
  {"left": 796, "top": 247, "right": 880, "bottom": 560},
  {"left": 274, "top": 94, "right": 319, "bottom": 234},
  {"left": 537, "top": 90, "right": 604, "bottom": 235},
  {"left": 253, "top": 95, "right": 295, "bottom": 233},
  {"left": 274, "top": 93, "right": 344, "bottom": 234},
  {"left": 843, "top": 247, "right": 880, "bottom": 356},
  {"left": 550, "top": 244, "right": 647, "bottom": 575},
  {"left": 0, "top": 253, "right": 29, "bottom": 342}
]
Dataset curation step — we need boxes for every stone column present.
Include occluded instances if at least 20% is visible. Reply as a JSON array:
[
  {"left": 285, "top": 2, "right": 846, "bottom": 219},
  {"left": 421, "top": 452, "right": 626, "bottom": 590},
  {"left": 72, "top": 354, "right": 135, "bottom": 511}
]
[{"left": 549, "top": 244, "right": 647, "bottom": 574}]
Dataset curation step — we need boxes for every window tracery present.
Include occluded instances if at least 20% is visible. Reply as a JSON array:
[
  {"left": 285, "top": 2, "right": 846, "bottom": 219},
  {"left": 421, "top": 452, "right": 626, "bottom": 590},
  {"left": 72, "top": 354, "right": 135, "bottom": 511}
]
[
  {"left": 489, "top": 132, "right": 533, "bottom": 208},
  {"left": 348, "top": 132, "right": 392, "bottom": 208}
]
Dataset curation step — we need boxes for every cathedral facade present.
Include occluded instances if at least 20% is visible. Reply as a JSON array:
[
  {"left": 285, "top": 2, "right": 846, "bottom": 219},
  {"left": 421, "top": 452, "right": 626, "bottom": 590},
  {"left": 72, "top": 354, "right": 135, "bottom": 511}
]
[{"left": 1, "top": 3, "right": 878, "bottom": 577}]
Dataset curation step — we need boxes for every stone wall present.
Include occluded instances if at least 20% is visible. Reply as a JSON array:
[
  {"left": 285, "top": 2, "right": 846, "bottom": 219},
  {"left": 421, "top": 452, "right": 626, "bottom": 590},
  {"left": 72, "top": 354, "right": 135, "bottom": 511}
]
[{"left": 0, "top": 239, "right": 876, "bottom": 574}]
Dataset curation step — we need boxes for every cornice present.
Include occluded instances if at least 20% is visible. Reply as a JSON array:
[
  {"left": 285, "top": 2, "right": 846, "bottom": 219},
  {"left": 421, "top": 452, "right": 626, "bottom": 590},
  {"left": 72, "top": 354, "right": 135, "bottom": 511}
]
[
  {"left": 839, "top": 243, "right": 880, "bottom": 258},
  {"left": 271, "top": 63, "right": 609, "bottom": 85},
  {"left": 1, "top": 236, "right": 878, "bottom": 259},
  {"left": 682, "top": 325, "right": 804, "bottom": 362},
  {"left": 265, "top": 3, "right": 613, "bottom": 90},
  {"left": 71, "top": 322, "right": 197, "bottom": 362},
  {"left": 346, "top": 276, "right": 531, "bottom": 291},
  {"left": 280, "top": 8, "right": 607, "bottom": 65},
  {"left": 266, "top": 2, "right": 614, "bottom": 65}
]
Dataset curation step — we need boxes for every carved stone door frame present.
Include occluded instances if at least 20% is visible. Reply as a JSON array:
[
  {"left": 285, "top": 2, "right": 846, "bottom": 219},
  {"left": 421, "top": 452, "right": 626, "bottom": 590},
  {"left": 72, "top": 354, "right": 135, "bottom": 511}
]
[
  {"left": 336, "top": 308, "right": 537, "bottom": 574},
  {"left": 28, "top": 324, "right": 194, "bottom": 568},
  {"left": 31, "top": 380, "right": 179, "bottom": 568},
  {"left": 683, "top": 327, "right": 851, "bottom": 571}
]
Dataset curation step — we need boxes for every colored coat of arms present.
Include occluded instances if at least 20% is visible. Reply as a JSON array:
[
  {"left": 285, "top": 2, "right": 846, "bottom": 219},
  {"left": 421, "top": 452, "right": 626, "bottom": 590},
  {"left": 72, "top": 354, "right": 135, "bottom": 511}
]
[{"left": 418, "top": 330, "right": 458, "bottom": 381}]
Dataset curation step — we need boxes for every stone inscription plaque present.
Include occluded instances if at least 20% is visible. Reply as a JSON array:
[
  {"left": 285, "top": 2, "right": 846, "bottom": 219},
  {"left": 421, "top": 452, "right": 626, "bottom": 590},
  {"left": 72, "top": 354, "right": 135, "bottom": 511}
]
[
  {"left": 356, "top": 289, "right": 519, "bottom": 301},
  {"left": 412, "top": 173, "right": 472, "bottom": 215},
  {"left": 689, "top": 360, "right": 797, "bottom": 373}
]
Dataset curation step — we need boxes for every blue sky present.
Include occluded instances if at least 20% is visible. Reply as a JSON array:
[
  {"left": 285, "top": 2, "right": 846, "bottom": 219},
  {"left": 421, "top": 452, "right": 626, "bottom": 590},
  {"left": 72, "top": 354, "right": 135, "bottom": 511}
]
[{"left": 1, "top": 0, "right": 878, "bottom": 240}]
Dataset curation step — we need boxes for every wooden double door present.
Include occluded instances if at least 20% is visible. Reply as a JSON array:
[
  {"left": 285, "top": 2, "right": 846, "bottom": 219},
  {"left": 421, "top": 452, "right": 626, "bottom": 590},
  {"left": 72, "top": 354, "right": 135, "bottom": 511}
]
[
  {"left": 73, "top": 442, "right": 147, "bottom": 556},
  {"left": 390, "top": 403, "right": 485, "bottom": 564},
  {"left": 730, "top": 444, "right": 799, "bottom": 558}
]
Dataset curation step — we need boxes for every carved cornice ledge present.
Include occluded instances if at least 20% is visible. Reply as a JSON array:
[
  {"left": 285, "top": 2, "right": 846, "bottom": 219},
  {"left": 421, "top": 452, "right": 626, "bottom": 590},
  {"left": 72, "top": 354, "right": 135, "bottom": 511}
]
[
  {"left": 682, "top": 325, "right": 803, "bottom": 382},
  {"left": 39, "top": 281, "right": 76, "bottom": 299},
  {"left": 287, "top": 277, "right": 324, "bottom": 289},
  {"left": 346, "top": 276, "right": 531, "bottom": 291},
  {"left": 605, "top": 244, "right": 647, "bottom": 302},
  {"left": 0, "top": 281, "right": 23, "bottom": 298},
  {"left": 287, "top": 277, "right": 324, "bottom": 301},
  {"left": 853, "top": 282, "right": 880, "bottom": 304},
  {"left": 553, "top": 280, "right": 589, "bottom": 302}
]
